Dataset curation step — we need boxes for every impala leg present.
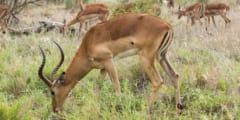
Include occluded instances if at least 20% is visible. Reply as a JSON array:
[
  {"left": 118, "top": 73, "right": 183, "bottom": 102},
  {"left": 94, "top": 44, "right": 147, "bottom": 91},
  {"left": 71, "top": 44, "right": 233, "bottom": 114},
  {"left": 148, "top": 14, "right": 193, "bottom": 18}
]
[
  {"left": 211, "top": 16, "right": 216, "bottom": 27},
  {"left": 158, "top": 54, "right": 182, "bottom": 115},
  {"left": 139, "top": 55, "right": 163, "bottom": 108},
  {"left": 191, "top": 17, "right": 195, "bottom": 25},
  {"left": 79, "top": 21, "right": 83, "bottom": 33},
  {"left": 204, "top": 16, "right": 209, "bottom": 31},
  {"left": 186, "top": 16, "right": 191, "bottom": 29},
  {"left": 102, "top": 59, "right": 121, "bottom": 94}
]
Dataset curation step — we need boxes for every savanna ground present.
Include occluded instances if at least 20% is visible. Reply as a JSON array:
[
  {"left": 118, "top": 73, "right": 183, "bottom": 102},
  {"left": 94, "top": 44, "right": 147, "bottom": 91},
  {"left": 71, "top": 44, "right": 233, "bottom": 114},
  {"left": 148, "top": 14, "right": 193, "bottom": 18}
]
[{"left": 0, "top": 0, "right": 240, "bottom": 119}]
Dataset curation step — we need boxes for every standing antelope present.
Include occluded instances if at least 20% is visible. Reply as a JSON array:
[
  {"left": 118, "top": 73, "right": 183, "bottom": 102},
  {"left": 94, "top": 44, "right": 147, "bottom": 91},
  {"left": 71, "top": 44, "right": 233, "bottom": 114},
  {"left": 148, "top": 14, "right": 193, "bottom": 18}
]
[
  {"left": 39, "top": 13, "right": 183, "bottom": 114},
  {"left": 205, "top": 2, "right": 231, "bottom": 27},
  {"left": 0, "top": 4, "right": 8, "bottom": 31},
  {"left": 64, "top": 1, "right": 109, "bottom": 35}
]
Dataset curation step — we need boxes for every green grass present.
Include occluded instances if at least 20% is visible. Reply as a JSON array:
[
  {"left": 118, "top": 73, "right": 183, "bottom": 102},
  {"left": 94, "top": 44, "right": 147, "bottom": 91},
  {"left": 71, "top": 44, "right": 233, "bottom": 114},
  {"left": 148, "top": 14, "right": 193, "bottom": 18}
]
[{"left": 1, "top": 0, "right": 240, "bottom": 119}]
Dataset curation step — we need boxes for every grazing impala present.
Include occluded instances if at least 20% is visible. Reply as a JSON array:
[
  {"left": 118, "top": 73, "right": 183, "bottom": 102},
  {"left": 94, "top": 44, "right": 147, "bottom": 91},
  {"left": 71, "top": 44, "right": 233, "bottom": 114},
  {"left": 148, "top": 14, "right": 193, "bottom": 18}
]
[
  {"left": 177, "top": 3, "right": 205, "bottom": 26},
  {"left": 0, "top": 4, "right": 8, "bottom": 31},
  {"left": 177, "top": 2, "right": 230, "bottom": 28},
  {"left": 64, "top": 0, "right": 109, "bottom": 35},
  {"left": 39, "top": 13, "right": 183, "bottom": 114}
]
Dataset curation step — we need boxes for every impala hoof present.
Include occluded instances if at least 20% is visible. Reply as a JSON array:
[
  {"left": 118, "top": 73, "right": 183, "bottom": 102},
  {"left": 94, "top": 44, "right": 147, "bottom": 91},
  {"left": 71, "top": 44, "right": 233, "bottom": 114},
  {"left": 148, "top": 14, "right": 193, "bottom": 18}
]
[
  {"left": 177, "top": 103, "right": 184, "bottom": 115},
  {"left": 177, "top": 103, "right": 184, "bottom": 110}
]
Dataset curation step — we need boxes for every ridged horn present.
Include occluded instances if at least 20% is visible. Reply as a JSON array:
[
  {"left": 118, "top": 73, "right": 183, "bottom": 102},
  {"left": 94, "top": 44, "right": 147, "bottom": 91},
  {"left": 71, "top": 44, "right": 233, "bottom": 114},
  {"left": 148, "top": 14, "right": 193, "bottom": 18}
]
[
  {"left": 51, "top": 41, "right": 65, "bottom": 85},
  {"left": 38, "top": 46, "right": 52, "bottom": 87}
]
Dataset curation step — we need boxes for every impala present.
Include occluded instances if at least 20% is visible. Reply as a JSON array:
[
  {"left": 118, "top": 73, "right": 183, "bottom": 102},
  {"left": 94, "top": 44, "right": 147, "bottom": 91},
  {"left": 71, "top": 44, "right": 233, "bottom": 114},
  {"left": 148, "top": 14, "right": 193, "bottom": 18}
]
[
  {"left": 64, "top": 0, "right": 109, "bottom": 35},
  {"left": 204, "top": 2, "right": 231, "bottom": 27},
  {"left": 177, "top": 3, "right": 205, "bottom": 26},
  {"left": 177, "top": 2, "right": 231, "bottom": 28},
  {"left": 0, "top": 4, "right": 8, "bottom": 31},
  {"left": 39, "top": 13, "right": 183, "bottom": 114}
]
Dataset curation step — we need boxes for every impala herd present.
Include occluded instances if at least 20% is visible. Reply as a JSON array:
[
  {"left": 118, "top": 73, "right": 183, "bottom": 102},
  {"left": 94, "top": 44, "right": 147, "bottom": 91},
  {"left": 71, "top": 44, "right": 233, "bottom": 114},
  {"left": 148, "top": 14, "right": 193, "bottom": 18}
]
[{"left": 0, "top": 0, "right": 233, "bottom": 115}]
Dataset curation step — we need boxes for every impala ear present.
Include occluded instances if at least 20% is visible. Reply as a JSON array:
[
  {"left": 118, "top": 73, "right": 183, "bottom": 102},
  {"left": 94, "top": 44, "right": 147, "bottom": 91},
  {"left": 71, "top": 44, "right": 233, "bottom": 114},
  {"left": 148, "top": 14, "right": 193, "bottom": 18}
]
[
  {"left": 57, "top": 72, "right": 66, "bottom": 86},
  {"left": 60, "top": 72, "right": 65, "bottom": 81}
]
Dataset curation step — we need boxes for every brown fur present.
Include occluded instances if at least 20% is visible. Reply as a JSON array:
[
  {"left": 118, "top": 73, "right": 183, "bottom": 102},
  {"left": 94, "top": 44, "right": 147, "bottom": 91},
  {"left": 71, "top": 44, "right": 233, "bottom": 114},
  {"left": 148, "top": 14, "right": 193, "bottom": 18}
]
[{"left": 39, "top": 13, "right": 182, "bottom": 114}]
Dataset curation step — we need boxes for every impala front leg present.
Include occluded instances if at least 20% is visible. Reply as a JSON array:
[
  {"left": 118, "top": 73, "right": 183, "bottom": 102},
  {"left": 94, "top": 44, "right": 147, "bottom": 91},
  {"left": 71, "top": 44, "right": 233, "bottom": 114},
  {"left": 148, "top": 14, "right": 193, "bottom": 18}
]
[
  {"left": 102, "top": 59, "right": 121, "bottom": 94},
  {"left": 211, "top": 16, "right": 216, "bottom": 27},
  {"left": 64, "top": 16, "right": 79, "bottom": 35}
]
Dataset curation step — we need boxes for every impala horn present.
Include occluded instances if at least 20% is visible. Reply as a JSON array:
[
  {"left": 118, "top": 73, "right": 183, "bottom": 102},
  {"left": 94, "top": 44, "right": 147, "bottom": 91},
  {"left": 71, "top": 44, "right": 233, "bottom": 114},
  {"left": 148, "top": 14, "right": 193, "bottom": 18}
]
[
  {"left": 38, "top": 41, "right": 65, "bottom": 87},
  {"left": 38, "top": 46, "right": 52, "bottom": 87},
  {"left": 51, "top": 41, "right": 65, "bottom": 85}
]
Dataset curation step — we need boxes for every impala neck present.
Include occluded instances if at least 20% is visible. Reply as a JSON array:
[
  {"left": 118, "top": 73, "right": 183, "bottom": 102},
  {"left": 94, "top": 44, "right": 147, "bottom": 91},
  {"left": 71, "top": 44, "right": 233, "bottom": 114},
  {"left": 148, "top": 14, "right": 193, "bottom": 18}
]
[
  {"left": 63, "top": 47, "right": 91, "bottom": 86},
  {"left": 79, "top": 0, "right": 84, "bottom": 11}
]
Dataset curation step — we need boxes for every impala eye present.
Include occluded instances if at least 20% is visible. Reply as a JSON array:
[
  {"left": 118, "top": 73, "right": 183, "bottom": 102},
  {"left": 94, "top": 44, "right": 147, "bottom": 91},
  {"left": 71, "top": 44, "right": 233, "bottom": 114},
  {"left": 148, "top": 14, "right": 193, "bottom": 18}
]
[{"left": 51, "top": 91, "right": 55, "bottom": 96}]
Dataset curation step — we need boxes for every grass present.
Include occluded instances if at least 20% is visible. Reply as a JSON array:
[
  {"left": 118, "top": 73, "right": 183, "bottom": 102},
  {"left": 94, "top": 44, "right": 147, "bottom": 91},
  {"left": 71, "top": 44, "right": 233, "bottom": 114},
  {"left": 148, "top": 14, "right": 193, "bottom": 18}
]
[{"left": 1, "top": 0, "right": 240, "bottom": 119}]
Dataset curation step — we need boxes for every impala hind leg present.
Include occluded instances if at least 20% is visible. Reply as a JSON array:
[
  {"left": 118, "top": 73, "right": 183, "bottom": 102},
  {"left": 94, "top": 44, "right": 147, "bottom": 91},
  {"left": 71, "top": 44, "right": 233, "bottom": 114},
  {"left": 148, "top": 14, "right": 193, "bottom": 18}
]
[
  {"left": 139, "top": 54, "right": 163, "bottom": 108},
  {"left": 219, "top": 12, "right": 231, "bottom": 28},
  {"left": 158, "top": 53, "right": 183, "bottom": 114}
]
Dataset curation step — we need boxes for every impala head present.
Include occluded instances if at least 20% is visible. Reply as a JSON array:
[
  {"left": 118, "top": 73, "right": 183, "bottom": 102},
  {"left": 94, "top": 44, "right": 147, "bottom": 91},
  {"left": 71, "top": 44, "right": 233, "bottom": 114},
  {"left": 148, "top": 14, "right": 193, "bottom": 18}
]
[
  {"left": 177, "top": 6, "right": 186, "bottom": 19},
  {"left": 38, "top": 41, "right": 70, "bottom": 112}
]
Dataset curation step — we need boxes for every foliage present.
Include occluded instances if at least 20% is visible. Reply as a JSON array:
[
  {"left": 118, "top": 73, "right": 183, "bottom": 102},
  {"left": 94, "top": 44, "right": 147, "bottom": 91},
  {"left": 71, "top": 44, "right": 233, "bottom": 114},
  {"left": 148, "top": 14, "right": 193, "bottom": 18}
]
[
  {"left": 0, "top": 0, "right": 41, "bottom": 26},
  {"left": 112, "top": 0, "right": 161, "bottom": 17}
]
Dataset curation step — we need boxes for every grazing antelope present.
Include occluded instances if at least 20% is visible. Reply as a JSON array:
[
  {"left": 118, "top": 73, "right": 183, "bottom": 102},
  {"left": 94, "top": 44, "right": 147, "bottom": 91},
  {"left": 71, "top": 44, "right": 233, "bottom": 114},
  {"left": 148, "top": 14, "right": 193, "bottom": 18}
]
[
  {"left": 64, "top": 1, "right": 109, "bottom": 35},
  {"left": 177, "top": 2, "right": 231, "bottom": 28},
  {"left": 177, "top": 3, "right": 205, "bottom": 26},
  {"left": 0, "top": 4, "right": 8, "bottom": 31},
  {"left": 39, "top": 13, "right": 183, "bottom": 114}
]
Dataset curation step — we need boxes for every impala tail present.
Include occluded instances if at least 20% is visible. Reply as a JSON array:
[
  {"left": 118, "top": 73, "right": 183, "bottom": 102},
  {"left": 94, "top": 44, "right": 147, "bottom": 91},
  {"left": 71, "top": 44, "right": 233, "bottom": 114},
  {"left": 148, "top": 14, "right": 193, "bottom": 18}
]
[{"left": 158, "top": 30, "right": 173, "bottom": 59}]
